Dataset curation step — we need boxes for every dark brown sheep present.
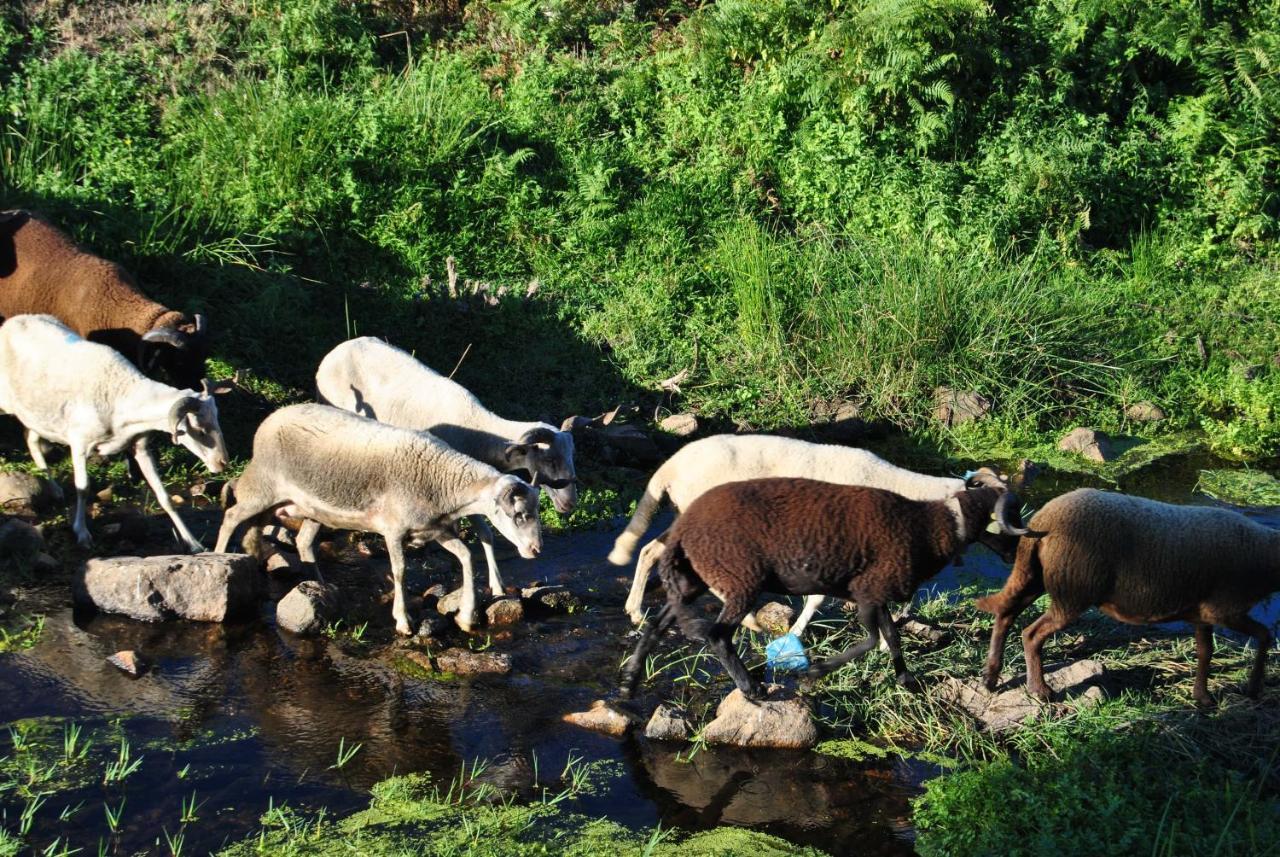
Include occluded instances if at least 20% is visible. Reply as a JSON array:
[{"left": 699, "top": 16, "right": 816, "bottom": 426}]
[
  {"left": 618, "top": 469, "right": 1028, "bottom": 701},
  {"left": 0, "top": 210, "right": 208, "bottom": 389},
  {"left": 977, "top": 488, "right": 1280, "bottom": 706}
]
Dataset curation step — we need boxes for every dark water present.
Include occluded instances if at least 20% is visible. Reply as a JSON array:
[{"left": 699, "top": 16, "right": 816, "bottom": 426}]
[{"left": 1, "top": 455, "right": 1276, "bottom": 855}]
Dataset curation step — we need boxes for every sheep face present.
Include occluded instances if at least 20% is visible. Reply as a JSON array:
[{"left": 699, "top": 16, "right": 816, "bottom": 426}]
[
  {"left": 487, "top": 474, "right": 543, "bottom": 559},
  {"left": 140, "top": 314, "right": 209, "bottom": 390},
  {"left": 505, "top": 428, "right": 577, "bottom": 516},
  {"left": 963, "top": 467, "right": 1030, "bottom": 547},
  {"left": 170, "top": 390, "right": 229, "bottom": 474}
]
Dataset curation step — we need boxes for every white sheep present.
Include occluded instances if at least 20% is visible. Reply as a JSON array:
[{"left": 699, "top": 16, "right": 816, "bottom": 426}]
[
  {"left": 316, "top": 336, "right": 576, "bottom": 596},
  {"left": 0, "top": 314, "right": 229, "bottom": 551},
  {"left": 608, "top": 434, "right": 994, "bottom": 634},
  {"left": 213, "top": 403, "right": 544, "bottom": 634},
  {"left": 977, "top": 488, "right": 1280, "bottom": 705}
]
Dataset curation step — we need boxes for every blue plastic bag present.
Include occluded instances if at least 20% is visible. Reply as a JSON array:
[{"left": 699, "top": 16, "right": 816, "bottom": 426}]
[{"left": 765, "top": 632, "right": 809, "bottom": 675}]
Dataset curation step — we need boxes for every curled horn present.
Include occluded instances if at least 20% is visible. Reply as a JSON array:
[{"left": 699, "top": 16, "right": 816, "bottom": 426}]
[
  {"left": 193, "top": 313, "right": 207, "bottom": 335},
  {"left": 530, "top": 471, "right": 541, "bottom": 487},
  {"left": 993, "top": 491, "right": 1031, "bottom": 537},
  {"left": 517, "top": 426, "right": 558, "bottom": 445},
  {"left": 167, "top": 395, "right": 201, "bottom": 443},
  {"left": 143, "top": 327, "right": 189, "bottom": 349}
]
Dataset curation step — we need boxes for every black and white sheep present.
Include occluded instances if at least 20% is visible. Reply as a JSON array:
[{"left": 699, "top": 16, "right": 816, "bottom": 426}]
[
  {"left": 607, "top": 434, "right": 1001, "bottom": 634},
  {"left": 619, "top": 470, "right": 1028, "bottom": 701},
  {"left": 315, "top": 336, "right": 576, "bottom": 596},
  {"left": 0, "top": 210, "right": 210, "bottom": 389},
  {"left": 213, "top": 403, "right": 544, "bottom": 634},
  {"left": 977, "top": 488, "right": 1280, "bottom": 706},
  {"left": 0, "top": 314, "right": 228, "bottom": 551}
]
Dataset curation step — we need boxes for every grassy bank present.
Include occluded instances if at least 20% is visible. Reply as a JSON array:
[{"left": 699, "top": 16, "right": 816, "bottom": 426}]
[{"left": 1, "top": 0, "right": 1278, "bottom": 462}]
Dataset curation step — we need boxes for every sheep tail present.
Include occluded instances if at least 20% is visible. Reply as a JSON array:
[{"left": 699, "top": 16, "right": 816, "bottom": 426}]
[
  {"left": 220, "top": 477, "right": 238, "bottom": 509},
  {"left": 975, "top": 533, "right": 1043, "bottom": 615},
  {"left": 607, "top": 465, "right": 670, "bottom": 566}
]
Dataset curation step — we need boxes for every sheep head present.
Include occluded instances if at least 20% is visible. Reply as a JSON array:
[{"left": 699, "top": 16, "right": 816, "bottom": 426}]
[
  {"left": 503, "top": 425, "right": 578, "bottom": 516},
  {"left": 168, "top": 381, "right": 229, "bottom": 474},
  {"left": 140, "top": 312, "right": 210, "bottom": 390},
  {"left": 962, "top": 467, "right": 1031, "bottom": 558},
  {"left": 486, "top": 474, "right": 543, "bottom": 559}
]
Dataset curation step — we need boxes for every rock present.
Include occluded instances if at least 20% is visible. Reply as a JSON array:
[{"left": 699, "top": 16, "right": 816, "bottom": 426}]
[
  {"left": 107, "top": 650, "right": 147, "bottom": 677},
  {"left": 399, "top": 649, "right": 435, "bottom": 674},
  {"left": 702, "top": 686, "right": 817, "bottom": 749},
  {"left": 435, "top": 648, "right": 511, "bottom": 676},
  {"left": 414, "top": 613, "right": 453, "bottom": 639},
  {"left": 0, "top": 517, "right": 44, "bottom": 572},
  {"left": 601, "top": 425, "right": 662, "bottom": 464},
  {"left": 563, "top": 699, "right": 641, "bottom": 736},
  {"left": 753, "top": 602, "right": 795, "bottom": 636},
  {"left": 658, "top": 413, "right": 699, "bottom": 437},
  {"left": 276, "top": 581, "right": 338, "bottom": 636},
  {"left": 75, "top": 553, "right": 262, "bottom": 623},
  {"left": 644, "top": 704, "right": 693, "bottom": 741},
  {"left": 485, "top": 597, "right": 524, "bottom": 627},
  {"left": 95, "top": 507, "right": 150, "bottom": 544},
  {"left": 1058, "top": 427, "right": 1115, "bottom": 462},
  {"left": 0, "top": 472, "right": 61, "bottom": 514},
  {"left": 900, "top": 618, "right": 947, "bottom": 644},
  {"left": 436, "top": 586, "right": 466, "bottom": 616},
  {"left": 265, "top": 551, "right": 302, "bottom": 574},
  {"left": 520, "top": 584, "right": 583, "bottom": 615},
  {"left": 936, "top": 660, "right": 1107, "bottom": 733},
  {"left": 1125, "top": 401, "right": 1166, "bottom": 422},
  {"left": 934, "top": 387, "right": 991, "bottom": 427}
]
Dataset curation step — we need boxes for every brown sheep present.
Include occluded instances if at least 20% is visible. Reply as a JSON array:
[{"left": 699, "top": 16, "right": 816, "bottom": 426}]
[
  {"left": 0, "top": 209, "right": 208, "bottom": 389},
  {"left": 618, "top": 469, "right": 1028, "bottom": 701},
  {"left": 977, "top": 488, "right": 1280, "bottom": 706}
]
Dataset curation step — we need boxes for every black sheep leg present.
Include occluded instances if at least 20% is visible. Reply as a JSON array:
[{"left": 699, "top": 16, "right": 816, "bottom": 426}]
[
  {"left": 807, "top": 602, "right": 882, "bottom": 679},
  {"left": 877, "top": 605, "right": 918, "bottom": 690},
  {"left": 619, "top": 603, "right": 676, "bottom": 698},
  {"left": 693, "top": 596, "right": 761, "bottom": 701}
]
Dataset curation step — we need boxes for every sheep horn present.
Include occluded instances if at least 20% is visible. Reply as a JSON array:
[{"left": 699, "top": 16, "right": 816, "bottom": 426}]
[
  {"left": 143, "top": 327, "right": 188, "bottom": 349},
  {"left": 994, "top": 491, "right": 1031, "bottom": 536},
  {"left": 530, "top": 470, "right": 541, "bottom": 487},
  {"left": 517, "top": 426, "right": 558, "bottom": 446},
  {"left": 167, "top": 395, "right": 201, "bottom": 443},
  {"left": 193, "top": 313, "right": 207, "bottom": 335}
]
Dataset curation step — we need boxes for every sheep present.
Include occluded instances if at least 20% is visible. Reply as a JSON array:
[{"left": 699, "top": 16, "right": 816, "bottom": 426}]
[
  {"left": 608, "top": 434, "right": 1006, "bottom": 635},
  {"left": 0, "top": 314, "right": 229, "bottom": 551},
  {"left": 0, "top": 210, "right": 209, "bottom": 389},
  {"left": 213, "top": 403, "right": 544, "bottom": 635},
  {"left": 976, "top": 488, "right": 1280, "bottom": 706},
  {"left": 315, "top": 336, "right": 576, "bottom": 595},
  {"left": 618, "top": 470, "right": 1029, "bottom": 701}
]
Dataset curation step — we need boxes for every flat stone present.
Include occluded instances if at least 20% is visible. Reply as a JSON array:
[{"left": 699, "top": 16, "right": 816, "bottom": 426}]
[
  {"left": 485, "top": 597, "right": 524, "bottom": 627},
  {"left": 644, "top": 704, "right": 693, "bottom": 741},
  {"left": 107, "top": 650, "right": 147, "bottom": 677},
  {"left": 658, "top": 413, "right": 699, "bottom": 437},
  {"left": 753, "top": 602, "right": 795, "bottom": 636},
  {"left": 276, "top": 581, "right": 338, "bottom": 636},
  {"left": 934, "top": 387, "right": 991, "bottom": 427},
  {"left": 563, "top": 699, "right": 641, "bottom": 736},
  {"left": 76, "top": 553, "right": 261, "bottom": 623},
  {"left": 520, "top": 584, "right": 583, "bottom": 615},
  {"left": 702, "top": 685, "right": 817, "bottom": 749},
  {"left": 1125, "top": 401, "right": 1166, "bottom": 422},
  {"left": 0, "top": 472, "right": 61, "bottom": 514},
  {"left": 936, "top": 659, "right": 1107, "bottom": 733},
  {"left": 435, "top": 648, "right": 511, "bottom": 676},
  {"left": 1058, "top": 427, "right": 1115, "bottom": 462}
]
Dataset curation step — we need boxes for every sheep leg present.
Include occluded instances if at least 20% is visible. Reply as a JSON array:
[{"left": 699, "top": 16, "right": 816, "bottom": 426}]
[
  {"left": 295, "top": 519, "right": 326, "bottom": 584},
  {"left": 1218, "top": 614, "right": 1272, "bottom": 700},
  {"left": 69, "top": 442, "right": 93, "bottom": 548},
  {"left": 214, "top": 494, "right": 276, "bottom": 553},
  {"left": 696, "top": 594, "right": 762, "bottom": 700},
  {"left": 807, "top": 602, "right": 883, "bottom": 679},
  {"left": 626, "top": 536, "right": 667, "bottom": 625},
  {"left": 787, "top": 595, "right": 826, "bottom": 638},
  {"left": 383, "top": 531, "right": 413, "bottom": 636},
  {"left": 24, "top": 429, "right": 49, "bottom": 471},
  {"left": 435, "top": 536, "right": 478, "bottom": 633},
  {"left": 619, "top": 602, "right": 677, "bottom": 698},
  {"left": 1193, "top": 624, "right": 1215, "bottom": 708},
  {"left": 877, "top": 605, "right": 918, "bottom": 691},
  {"left": 981, "top": 584, "right": 1045, "bottom": 691},
  {"left": 1020, "top": 607, "right": 1079, "bottom": 701},
  {"left": 471, "top": 518, "right": 504, "bottom": 597},
  {"left": 133, "top": 437, "right": 204, "bottom": 552}
]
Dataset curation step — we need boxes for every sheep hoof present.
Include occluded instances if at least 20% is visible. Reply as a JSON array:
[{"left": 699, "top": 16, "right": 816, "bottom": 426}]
[
  {"left": 897, "top": 672, "right": 920, "bottom": 692},
  {"left": 982, "top": 672, "right": 1000, "bottom": 692},
  {"left": 395, "top": 620, "right": 414, "bottom": 636},
  {"left": 628, "top": 610, "right": 646, "bottom": 627},
  {"left": 1194, "top": 693, "right": 1216, "bottom": 709}
]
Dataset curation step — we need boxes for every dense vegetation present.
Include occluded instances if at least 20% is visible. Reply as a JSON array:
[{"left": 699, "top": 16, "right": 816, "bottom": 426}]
[{"left": 1, "top": 0, "right": 1278, "bottom": 459}]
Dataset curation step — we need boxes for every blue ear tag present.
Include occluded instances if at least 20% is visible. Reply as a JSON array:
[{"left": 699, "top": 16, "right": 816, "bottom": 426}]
[{"left": 765, "top": 633, "right": 809, "bottom": 676}]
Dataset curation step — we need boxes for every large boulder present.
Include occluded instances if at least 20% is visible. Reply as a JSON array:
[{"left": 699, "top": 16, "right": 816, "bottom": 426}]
[
  {"left": 936, "top": 659, "right": 1107, "bottom": 733},
  {"left": 1058, "top": 428, "right": 1115, "bottom": 463},
  {"left": 75, "top": 553, "right": 261, "bottom": 623},
  {"left": 644, "top": 704, "right": 693, "bottom": 742},
  {"left": 276, "top": 581, "right": 338, "bottom": 636},
  {"left": 0, "top": 471, "right": 62, "bottom": 515},
  {"left": 702, "top": 686, "right": 817, "bottom": 749}
]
